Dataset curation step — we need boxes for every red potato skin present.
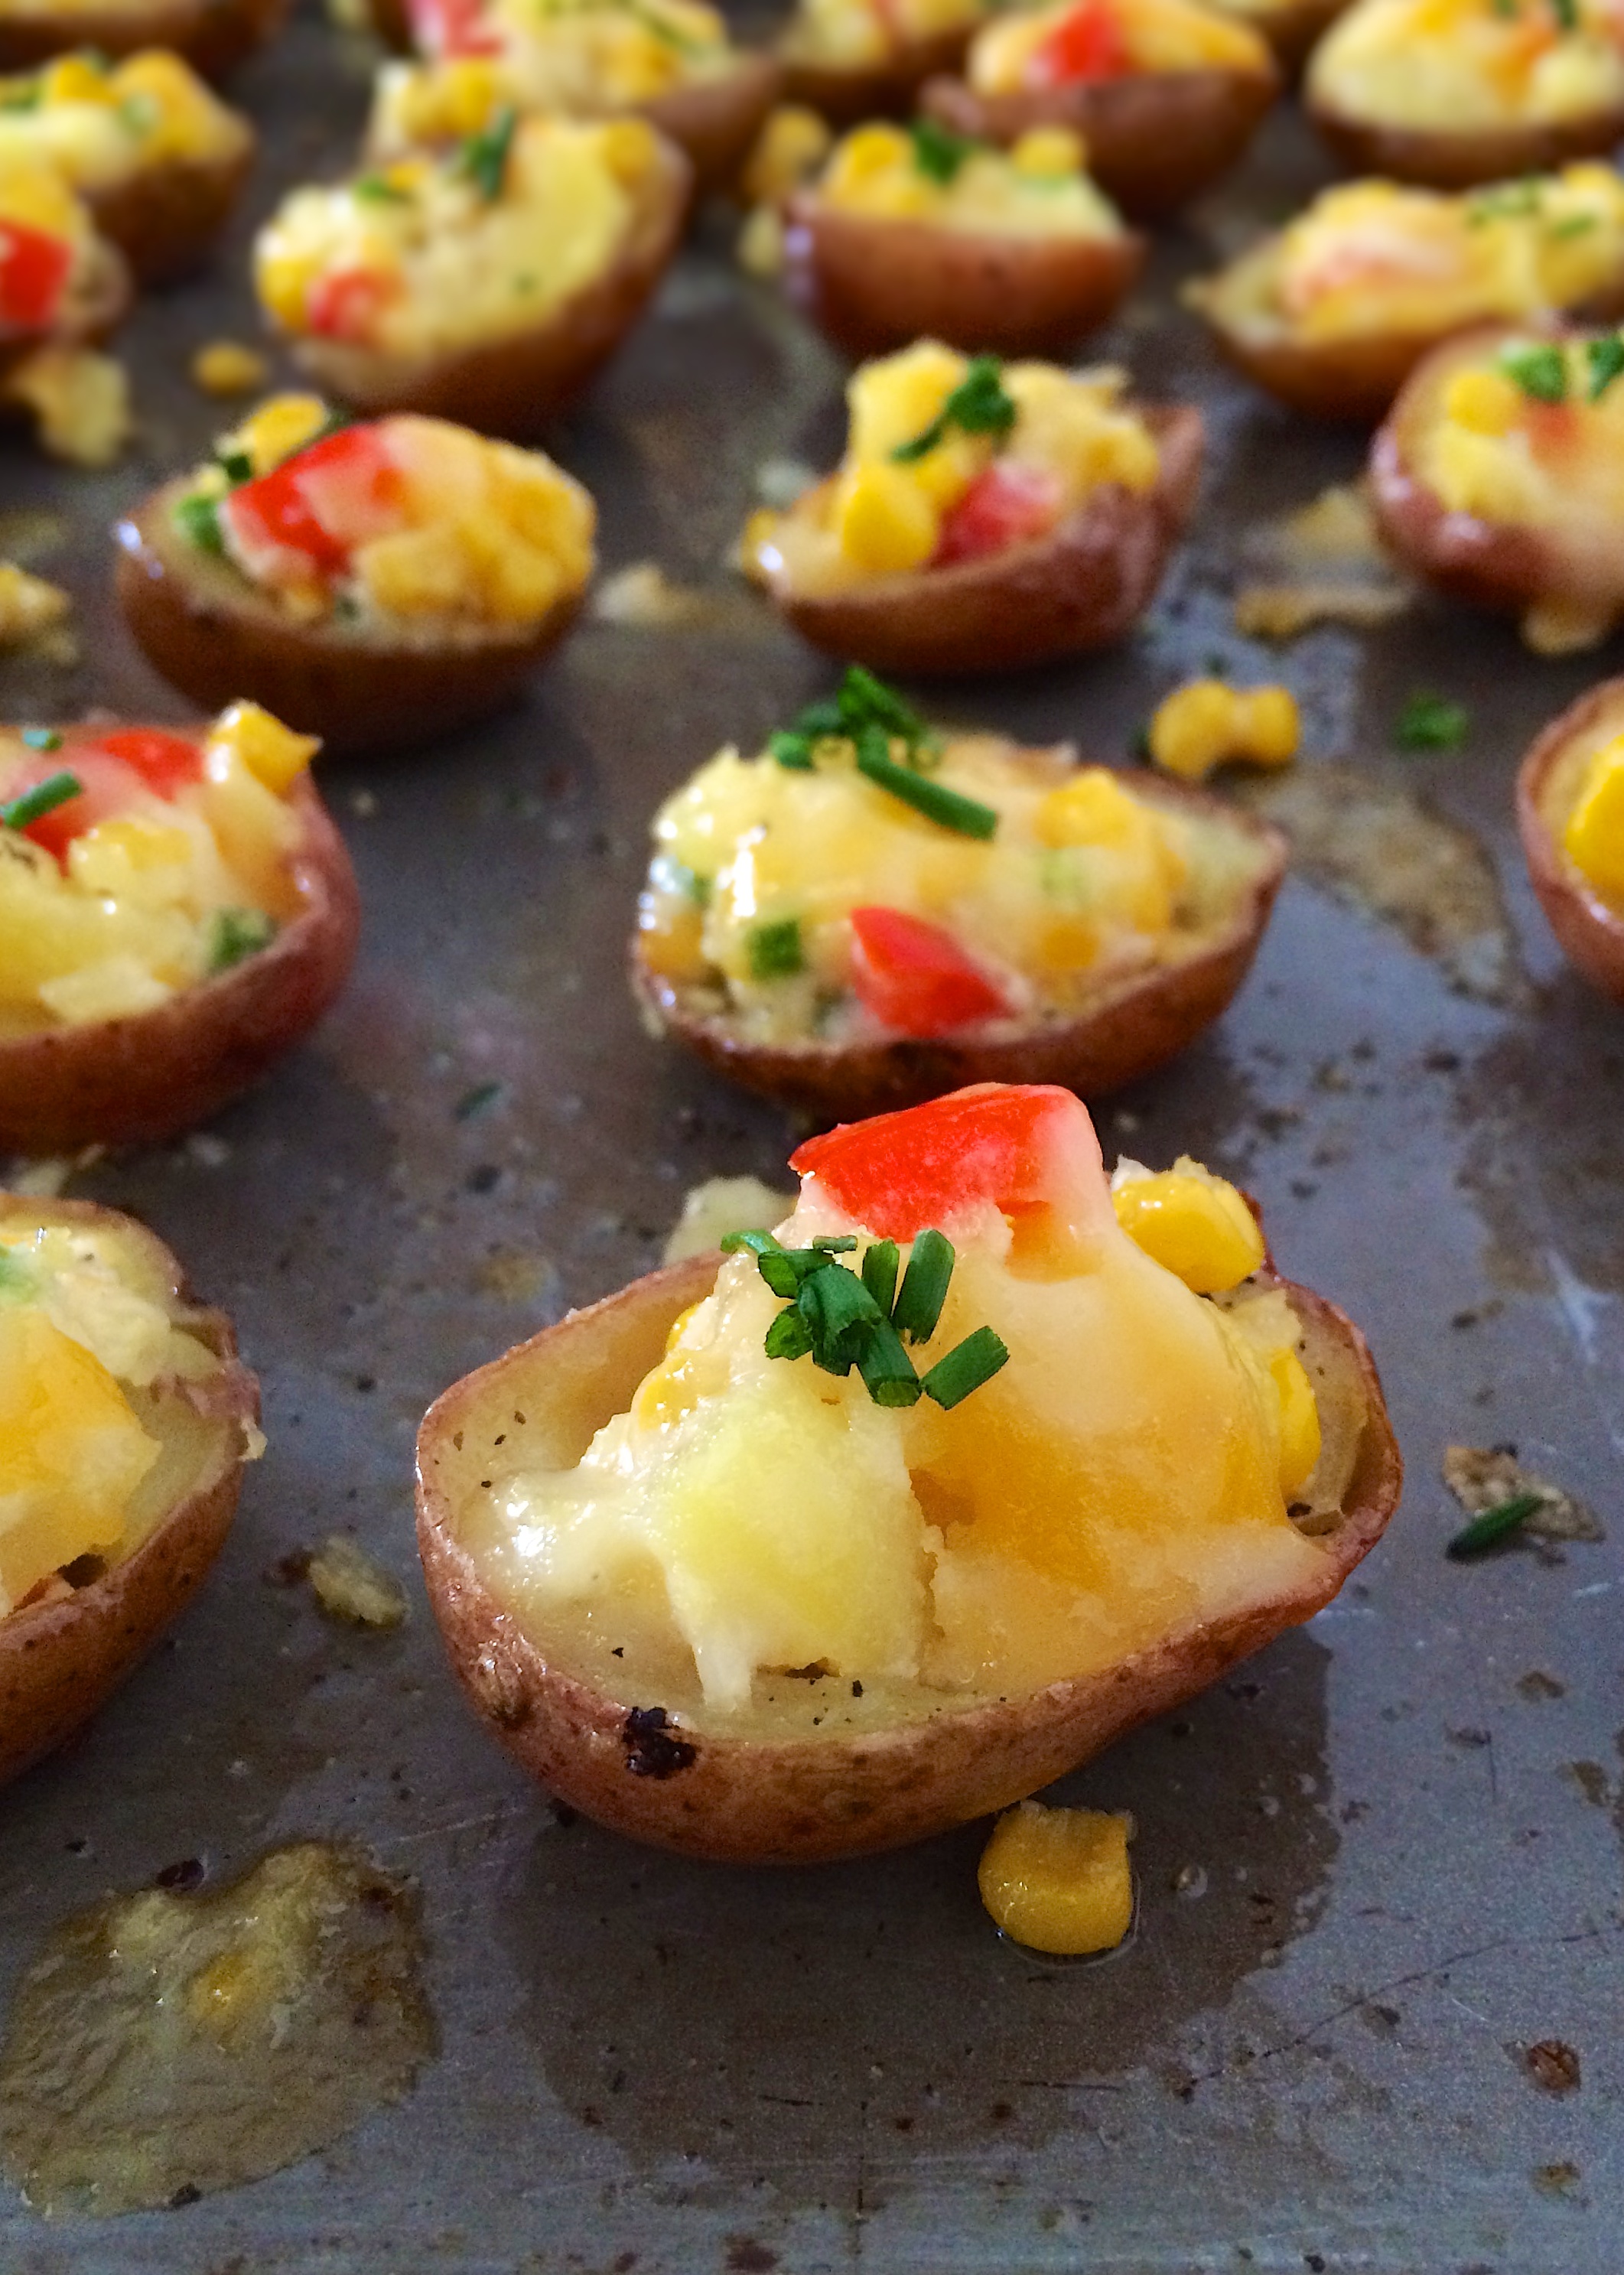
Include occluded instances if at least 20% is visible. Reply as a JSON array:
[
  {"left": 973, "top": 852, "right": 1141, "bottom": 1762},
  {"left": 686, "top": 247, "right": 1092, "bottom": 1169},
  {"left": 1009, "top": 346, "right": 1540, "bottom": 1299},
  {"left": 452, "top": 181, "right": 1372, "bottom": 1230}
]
[
  {"left": 276, "top": 133, "right": 692, "bottom": 438},
  {"left": 0, "top": 767, "right": 360, "bottom": 1153},
  {"left": 780, "top": 22, "right": 978, "bottom": 124},
  {"left": 920, "top": 62, "right": 1280, "bottom": 221},
  {"left": 116, "top": 479, "right": 586, "bottom": 754},
  {"left": 415, "top": 1250, "right": 1401, "bottom": 1864},
  {"left": 87, "top": 139, "right": 254, "bottom": 289},
  {"left": 640, "top": 53, "right": 781, "bottom": 194},
  {"left": 783, "top": 193, "right": 1147, "bottom": 361},
  {"left": 1307, "top": 98, "right": 1624, "bottom": 192},
  {"left": 633, "top": 773, "right": 1287, "bottom": 1118},
  {"left": 0, "top": 0, "right": 288, "bottom": 77},
  {"left": 766, "top": 401, "right": 1203, "bottom": 676},
  {"left": 1240, "top": 0, "right": 1347, "bottom": 71},
  {"left": 0, "top": 1199, "right": 259, "bottom": 1788},
  {"left": 1517, "top": 680, "right": 1624, "bottom": 1005}
]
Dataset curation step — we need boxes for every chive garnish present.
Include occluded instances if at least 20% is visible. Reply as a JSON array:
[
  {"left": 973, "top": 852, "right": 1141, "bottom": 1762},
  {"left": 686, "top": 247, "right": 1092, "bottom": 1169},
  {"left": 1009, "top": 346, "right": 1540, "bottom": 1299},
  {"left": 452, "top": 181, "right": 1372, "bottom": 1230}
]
[
  {"left": 768, "top": 729, "right": 816, "bottom": 770},
  {"left": 747, "top": 916, "right": 804, "bottom": 979},
  {"left": 1497, "top": 340, "right": 1567, "bottom": 403},
  {"left": 459, "top": 105, "right": 517, "bottom": 202},
  {"left": 1395, "top": 692, "right": 1469, "bottom": 751},
  {"left": 910, "top": 118, "right": 974, "bottom": 184},
  {"left": 1548, "top": 213, "right": 1597, "bottom": 239},
  {"left": 1446, "top": 1490, "right": 1544, "bottom": 1559},
  {"left": 1, "top": 770, "right": 80, "bottom": 832},
  {"left": 216, "top": 446, "right": 253, "bottom": 484},
  {"left": 767, "top": 667, "right": 997, "bottom": 839},
  {"left": 853, "top": 727, "right": 998, "bottom": 839},
  {"left": 174, "top": 490, "right": 225, "bottom": 556},
  {"left": 724, "top": 1225, "right": 1007, "bottom": 1410},
  {"left": 893, "top": 356, "right": 1017, "bottom": 463},
  {"left": 1466, "top": 177, "right": 1541, "bottom": 225},
  {"left": 454, "top": 1079, "right": 503, "bottom": 1120},
  {"left": 20, "top": 727, "right": 60, "bottom": 751},
  {"left": 207, "top": 906, "right": 275, "bottom": 972},
  {"left": 1587, "top": 331, "right": 1624, "bottom": 401},
  {"left": 354, "top": 171, "right": 413, "bottom": 203},
  {"left": 0, "top": 1247, "right": 29, "bottom": 1297},
  {"left": 1550, "top": 0, "right": 1576, "bottom": 29}
]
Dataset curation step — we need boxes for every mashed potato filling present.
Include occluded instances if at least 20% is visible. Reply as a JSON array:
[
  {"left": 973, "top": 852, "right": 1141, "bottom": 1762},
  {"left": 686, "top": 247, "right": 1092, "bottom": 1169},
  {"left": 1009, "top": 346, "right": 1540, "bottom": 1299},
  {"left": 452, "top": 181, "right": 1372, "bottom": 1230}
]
[
  {"left": 1307, "top": 0, "right": 1624, "bottom": 129},
  {"left": 0, "top": 50, "right": 248, "bottom": 190},
  {"left": 751, "top": 340, "right": 1160, "bottom": 594},
  {"left": 255, "top": 115, "right": 658, "bottom": 360},
  {"left": 814, "top": 119, "right": 1124, "bottom": 239},
  {"left": 1414, "top": 327, "right": 1624, "bottom": 534},
  {"left": 782, "top": 0, "right": 986, "bottom": 70},
  {"left": 0, "top": 703, "right": 316, "bottom": 1033},
  {"left": 968, "top": 0, "right": 1271, "bottom": 91},
  {"left": 466, "top": 1086, "right": 1332, "bottom": 1710},
  {"left": 0, "top": 1214, "right": 223, "bottom": 1617}
]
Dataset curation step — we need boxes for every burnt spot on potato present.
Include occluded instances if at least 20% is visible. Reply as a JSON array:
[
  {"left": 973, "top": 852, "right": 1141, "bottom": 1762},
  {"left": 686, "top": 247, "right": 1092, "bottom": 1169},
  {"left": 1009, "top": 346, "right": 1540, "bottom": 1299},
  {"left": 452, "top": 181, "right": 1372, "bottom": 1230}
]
[{"left": 623, "top": 1707, "right": 697, "bottom": 1779}]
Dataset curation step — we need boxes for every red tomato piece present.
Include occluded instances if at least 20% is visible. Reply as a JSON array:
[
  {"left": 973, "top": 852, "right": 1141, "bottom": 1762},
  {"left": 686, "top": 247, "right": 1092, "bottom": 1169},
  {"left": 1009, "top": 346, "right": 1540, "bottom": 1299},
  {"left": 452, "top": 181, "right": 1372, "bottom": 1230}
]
[
  {"left": 933, "top": 463, "right": 1061, "bottom": 567},
  {"left": 410, "top": 0, "right": 501, "bottom": 53},
  {"left": 848, "top": 906, "right": 1010, "bottom": 1038},
  {"left": 222, "top": 425, "right": 400, "bottom": 581},
  {"left": 304, "top": 266, "right": 396, "bottom": 344},
  {"left": 94, "top": 727, "right": 204, "bottom": 797},
  {"left": 1026, "top": 0, "right": 1130, "bottom": 85},
  {"left": 11, "top": 748, "right": 147, "bottom": 863},
  {"left": 791, "top": 1082, "right": 1105, "bottom": 1240},
  {"left": 0, "top": 216, "right": 72, "bottom": 331}
]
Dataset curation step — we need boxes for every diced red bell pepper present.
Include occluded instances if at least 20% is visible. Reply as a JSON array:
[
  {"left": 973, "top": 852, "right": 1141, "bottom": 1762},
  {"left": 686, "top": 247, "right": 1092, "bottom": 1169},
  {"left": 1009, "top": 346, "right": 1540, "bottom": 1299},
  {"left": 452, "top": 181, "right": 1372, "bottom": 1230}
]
[
  {"left": 0, "top": 216, "right": 72, "bottom": 331},
  {"left": 220, "top": 423, "right": 402, "bottom": 582},
  {"left": 304, "top": 265, "right": 396, "bottom": 345},
  {"left": 1025, "top": 0, "right": 1130, "bottom": 85},
  {"left": 409, "top": 0, "right": 501, "bottom": 54},
  {"left": 94, "top": 727, "right": 204, "bottom": 797},
  {"left": 933, "top": 463, "right": 1060, "bottom": 567},
  {"left": 791, "top": 1081, "right": 1108, "bottom": 1242},
  {"left": 848, "top": 906, "right": 1010, "bottom": 1037}
]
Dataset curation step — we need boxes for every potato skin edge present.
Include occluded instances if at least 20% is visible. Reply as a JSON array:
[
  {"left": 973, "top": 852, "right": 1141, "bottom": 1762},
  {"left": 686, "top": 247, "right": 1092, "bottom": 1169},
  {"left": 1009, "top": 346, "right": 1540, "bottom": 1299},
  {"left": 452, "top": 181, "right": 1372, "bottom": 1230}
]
[
  {"left": 416, "top": 1248, "right": 1401, "bottom": 1863},
  {"left": 0, "top": 1197, "right": 259, "bottom": 1788},
  {"left": 88, "top": 141, "right": 255, "bottom": 289},
  {"left": 1517, "top": 679, "right": 1624, "bottom": 1004},
  {"left": 780, "top": 24, "right": 977, "bottom": 124},
  {"left": 1307, "top": 96, "right": 1624, "bottom": 190},
  {"left": 0, "top": 0, "right": 288, "bottom": 78}
]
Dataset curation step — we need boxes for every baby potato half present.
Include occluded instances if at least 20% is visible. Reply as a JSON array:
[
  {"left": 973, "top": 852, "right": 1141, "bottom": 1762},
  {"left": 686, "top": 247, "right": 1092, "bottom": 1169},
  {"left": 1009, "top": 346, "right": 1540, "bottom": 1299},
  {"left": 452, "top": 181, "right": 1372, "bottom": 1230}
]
[{"left": 1517, "top": 678, "right": 1624, "bottom": 1004}]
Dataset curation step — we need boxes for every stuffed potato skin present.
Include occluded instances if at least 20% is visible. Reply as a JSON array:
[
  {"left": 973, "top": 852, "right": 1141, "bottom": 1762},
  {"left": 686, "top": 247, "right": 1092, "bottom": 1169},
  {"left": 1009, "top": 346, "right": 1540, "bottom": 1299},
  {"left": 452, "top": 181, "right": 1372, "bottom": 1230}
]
[
  {"left": 116, "top": 477, "right": 587, "bottom": 754},
  {"left": 415, "top": 1245, "right": 1401, "bottom": 1863},
  {"left": 0, "top": 768, "right": 360, "bottom": 1153},
  {"left": 0, "top": 1197, "right": 259, "bottom": 1788},
  {"left": 1308, "top": 105, "right": 1624, "bottom": 192},
  {"left": 1517, "top": 679, "right": 1624, "bottom": 1004},
  {"left": 633, "top": 773, "right": 1286, "bottom": 1117},
  {"left": 0, "top": 0, "right": 288, "bottom": 78},
  {"left": 783, "top": 192, "right": 1146, "bottom": 359},
  {"left": 920, "top": 60, "right": 1279, "bottom": 220},
  {"left": 636, "top": 50, "right": 781, "bottom": 191},
  {"left": 763, "top": 400, "right": 1202, "bottom": 676},
  {"left": 781, "top": 22, "right": 979, "bottom": 122}
]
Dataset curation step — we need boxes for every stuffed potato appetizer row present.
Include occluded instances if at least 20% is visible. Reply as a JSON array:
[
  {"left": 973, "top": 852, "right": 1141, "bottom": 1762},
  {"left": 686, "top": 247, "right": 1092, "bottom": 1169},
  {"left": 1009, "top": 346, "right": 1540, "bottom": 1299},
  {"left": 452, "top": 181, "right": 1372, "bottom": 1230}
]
[
  {"left": 1189, "top": 166, "right": 1624, "bottom": 421},
  {"left": 634, "top": 668, "right": 1286, "bottom": 1116},
  {"left": 743, "top": 340, "right": 1202, "bottom": 675},
  {"left": 1306, "top": 0, "right": 1624, "bottom": 188},
  {"left": 0, "top": 158, "right": 128, "bottom": 383},
  {"left": 0, "top": 1196, "right": 259, "bottom": 1786},
  {"left": 368, "top": 0, "right": 778, "bottom": 194},
  {"left": 921, "top": 0, "right": 1281, "bottom": 221},
  {"left": 1370, "top": 321, "right": 1624, "bottom": 653},
  {"left": 417, "top": 1082, "right": 1401, "bottom": 1863},
  {"left": 0, "top": 0, "right": 284, "bottom": 78},
  {"left": 1209, "top": 0, "right": 1347, "bottom": 69},
  {"left": 782, "top": 119, "right": 1144, "bottom": 359},
  {"left": 779, "top": 0, "right": 988, "bottom": 122},
  {"left": 252, "top": 112, "right": 689, "bottom": 436},
  {"left": 0, "top": 49, "right": 252, "bottom": 285},
  {"left": 117, "top": 393, "right": 595, "bottom": 751},
  {"left": 0, "top": 702, "right": 359, "bottom": 1151},
  {"left": 1518, "top": 679, "right": 1624, "bottom": 1002}
]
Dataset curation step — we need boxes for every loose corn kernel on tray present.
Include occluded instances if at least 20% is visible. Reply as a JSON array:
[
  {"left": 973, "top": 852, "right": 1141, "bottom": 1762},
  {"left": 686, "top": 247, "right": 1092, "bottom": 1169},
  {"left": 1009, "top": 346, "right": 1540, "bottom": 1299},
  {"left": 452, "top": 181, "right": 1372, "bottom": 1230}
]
[{"left": 2, "top": 8, "right": 1622, "bottom": 2267}]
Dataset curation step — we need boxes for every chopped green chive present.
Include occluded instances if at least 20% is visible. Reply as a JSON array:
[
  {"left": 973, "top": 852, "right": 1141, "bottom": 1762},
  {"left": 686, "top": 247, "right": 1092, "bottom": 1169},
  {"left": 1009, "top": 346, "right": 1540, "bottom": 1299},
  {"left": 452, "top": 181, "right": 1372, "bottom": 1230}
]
[
  {"left": 893, "top": 356, "right": 1017, "bottom": 463},
  {"left": 854, "top": 727, "right": 997, "bottom": 839},
  {"left": 0, "top": 1247, "right": 31, "bottom": 1297},
  {"left": 763, "top": 1305, "right": 815, "bottom": 1361},
  {"left": 354, "top": 171, "right": 412, "bottom": 202},
  {"left": 1, "top": 770, "right": 80, "bottom": 832},
  {"left": 207, "top": 906, "right": 275, "bottom": 972},
  {"left": 892, "top": 1228, "right": 954, "bottom": 1344},
  {"left": 459, "top": 105, "right": 517, "bottom": 202},
  {"left": 766, "top": 670, "right": 991, "bottom": 835},
  {"left": 20, "top": 727, "right": 61, "bottom": 751},
  {"left": 1548, "top": 213, "right": 1597, "bottom": 239},
  {"left": 1446, "top": 1490, "right": 1544, "bottom": 1559},
  {"left": 216, "top": 447, "right": 253, "bottom": 485},
  {"left": 858, "top": 1314, "right": 923, "bottom": 1406},
  {"left": 1551, "top": 0, "right": 1576, "bottom": 28},
  {"left": 1587, "top": 331, "right": 1624, "bottom": 400},
  {"left": 1466, "top": 177, "right": 1541, "bottom": 224},
  {"left": 811, "top": 1233, "right": 858, "bottom": 1252},
  {"left": 1395, "top": 692, "right": 1469, "bottom": 751},
  {"left": 920, "top": 1325, "right": 1009, "bottom": 1409},
  {"left": 910, "top": 117, "right": 974, "bottom": 184},
  {"left": 1497, "top": 341, "right": 1567, "bottom": 403},
  {"left": 747, "top": 916, "right": 804, "bottom": 980},
  {"left": 721, "top": 1227, "right": 784, "bottom": 1258},
  {"left": 454, "top": 1079, "right": 503, "bottom": 1120},
  {"left": 769, "top": 730, "right": 815, "bottom": 770},
  {"left": 861, "top": 1236, "right": 900, "bottom": 1317},
  {"left": 173, "top": 490, "right": 225, "bottom": 556}
]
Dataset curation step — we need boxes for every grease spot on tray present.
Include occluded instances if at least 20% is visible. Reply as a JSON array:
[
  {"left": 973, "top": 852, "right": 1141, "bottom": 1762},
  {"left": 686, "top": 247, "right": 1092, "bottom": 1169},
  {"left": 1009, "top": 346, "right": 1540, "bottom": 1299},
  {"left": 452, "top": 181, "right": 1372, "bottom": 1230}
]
[{"left": 0, "top": 1842, "right": 434, "bottom": 2216}]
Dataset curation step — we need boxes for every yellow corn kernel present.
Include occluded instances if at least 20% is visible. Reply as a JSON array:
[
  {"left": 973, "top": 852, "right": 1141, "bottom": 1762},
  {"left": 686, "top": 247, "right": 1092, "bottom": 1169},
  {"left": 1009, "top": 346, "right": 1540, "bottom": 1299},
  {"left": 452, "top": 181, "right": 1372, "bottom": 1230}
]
[
  {"left": 42, "top": 54, "right": 112, "bottom": 103},
  {"left": 736, "top": 505, "right": 780, "bottom": 584},
  {"left": 227, "top": 391, "right": 329, "bottom": 476},
  {"left": 1563, "top": 734, "right": 1624, "bottom": 902},
  {"left": 191, "top": 340, "right": 269, "bottom": 398},
  {"left": 1035, "top": 765, "right": 1147, "bottom": 850},
  {"left": 67, "top": 819, "right": 194, "bottom": 906},
  {"left": 1112, "top": 1161, "right": 1265, "bottom": 1294},
  {"left": 0, "top": 561, "right": 69, "bottom": 646},
  {"left": 206, "top": 701, "right": 320, "bottom": 795},
  {"left": 848, "top": 340, "right": 966, "bottom": 464},
  {"left": 1270, "top": 1345, "right": 1321, "bottom": 1499},
  {"left": 822, "top": 121, "right": 911, "bottom": 200},
  {"left": 978, "top": 1801, "right": 1134, "bottom": 1956},
  {"left": 356, "top": 522, "right": 474, "bottom": 617},
  {"left": 833, "top": 461, "right": 939, "bottom": 574},
  {"left": 1443, "top": 366, "right": 1524, "bottom": 438},
  {"left": 0, "top": 161, "right": 84, "bottom": 242},
  {"left": 630, "top": 1346, "right": 701, "bottom": 1430},
  {"left": 425, "top": 55, "right": 500, "bottom": 137},
  {"left": 255, "top": 249, "right": 321, "bottom": 334},
  {"left": 1147, "top": 679, "right": 1300, "bottom": 783},
  {"left": 5, "top": 347, "right": 129, "bottom": 467},
  {"left": 741, "top": 103, "right": 833, "bottom": 206},
  {"left": 597, "top": 117, "right": 661, "bottom": 187},
  {"left": 1010, "top": 125, "right": 1086, "bottom": 177},
  {"left": 111, "top": 50, "right": 224, "bottom": 157},
  {"left": 736, "top": 201, "right": 785, "bottom": 276}
]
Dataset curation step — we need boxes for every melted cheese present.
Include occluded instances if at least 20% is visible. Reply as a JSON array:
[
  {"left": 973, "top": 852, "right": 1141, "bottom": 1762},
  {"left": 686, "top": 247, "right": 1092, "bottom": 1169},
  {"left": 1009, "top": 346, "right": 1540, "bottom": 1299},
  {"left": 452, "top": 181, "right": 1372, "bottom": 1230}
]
[
  {"left": 815, "top": 121, "right": 1123, "bottom": 238},
  {"left": 1308, "top": 0, "right": 1624, "bottom": 128},
  {"left": 781, "top": 0, "right": 987, "bottom": 70},
  {"left": 969, "top": 0, "right": 1271, "bottom": 90},
  {"left": 0, "top": 52, "right": 247, "bottom": 189}
]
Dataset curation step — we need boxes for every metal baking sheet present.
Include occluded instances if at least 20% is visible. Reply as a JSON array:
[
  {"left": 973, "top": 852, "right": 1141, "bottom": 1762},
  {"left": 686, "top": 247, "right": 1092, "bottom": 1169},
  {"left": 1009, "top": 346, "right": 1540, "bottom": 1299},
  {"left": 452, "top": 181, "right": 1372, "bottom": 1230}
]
[{"left": 2, "top": 15, "right": 1622, "bottom": 2266}]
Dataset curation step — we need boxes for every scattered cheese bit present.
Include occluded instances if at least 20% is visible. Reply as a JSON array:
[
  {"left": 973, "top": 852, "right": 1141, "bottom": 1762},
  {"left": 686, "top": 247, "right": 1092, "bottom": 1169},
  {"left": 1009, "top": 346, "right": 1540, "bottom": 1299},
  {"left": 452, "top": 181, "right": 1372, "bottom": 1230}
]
[
  {"left": 306, "top": 1535, "right": 408, "bottom": 1629},
  {"left": 1442, "top": 1446, "right": 1603, "bottom": 1548},
  {"left": 0, "top": 561, "right": 70, "bottom": 646},
  {"left": 740, "top": 104, "right": 832, "bottom": 207},
  {"left": 662, "top": 1176, "right": 796, "bottom": 1264},
  {"left": 190, "top": 340, "right": 272, "bottom": 398},
  {"left": 1521, "top": 597, "right": 1615, "bottom": 657},
  {"left": 1235, "top": 482, "right": 1411, "bottom": 640},
  {"left": 1147, "top": 679, "right": 1300, "bottom": 781},
  {"left": 736, "top": 202, "right": 786, "bottom": 278},
  {"left": 5, "top": 348, "right": 132, "bottom": 468},
  {"left": 1110, "top": 1156, "right": 1265, "bottom": 1292},
  {"left": 978, "top": 1801, "right": 1135, "bottom": 1956},
  {"left": 591, "top": 561, "right": 708, "bottom": 626},
  {"left": 1232, "top": 581, "right": 1410, "bottom": 640}
]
